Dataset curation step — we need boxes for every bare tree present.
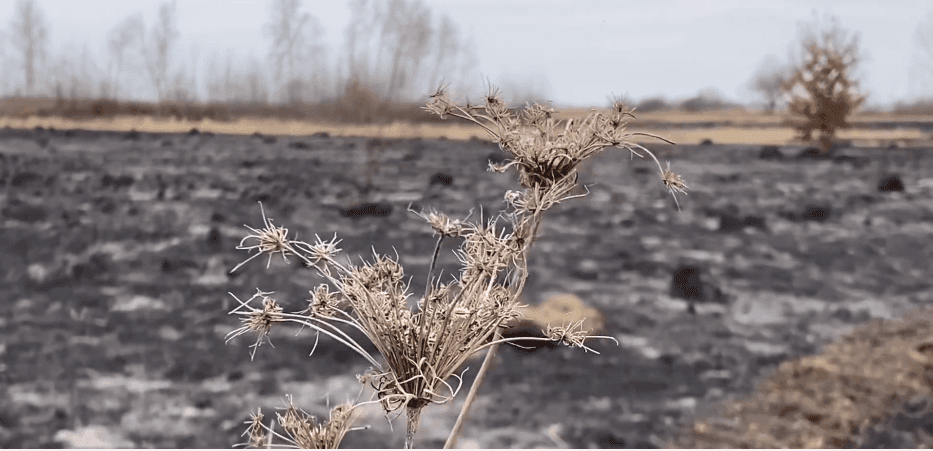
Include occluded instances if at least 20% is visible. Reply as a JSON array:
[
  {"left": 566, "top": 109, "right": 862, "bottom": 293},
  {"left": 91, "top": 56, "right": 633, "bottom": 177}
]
[
  {"left": 781, "top": 13, "right": 866, "bottom": 152},
  {"left": 426, "top": 15, "right": 477, "bottom": 96},
  {"left": 207, "top": 53, "right": 270, "bottom": 104},
  {"left": 342, "top": 0, "right": 477, "bottom": 103},
  {"left": 909, "top": 12, "right": 933, "bottom": 100},
  {"left": 166, "top": 64, "right": 195, "bottom": 102},
  {"left": 144, "top": 1, "right": 179, "bottom": 101},
  {"left": 341, "top": 0, "right": 385, "bottom": 97},
  {"left": 264, "top": 0, "right": 327, "bottom": 104},
  {"left": 244, "top": 57, "right": 271, "bottom": 104},
  {"left": 0, "top": 28, "right": 9, "bottom": 94},
  {"left": 303, "top": 15, "right": 329, "bottom": 102},
  {"left": 342, "top": 0, "right": 382, "bottom": 91},
  {"left": 70, "top": 44, "right": 104, "bottom": 99},
  {"left": 108, "top": 14, "right": 145, "bottom": 100},
  {"left": 379, "top": 0, "right": 432, "bottom": 101},
  {"left": 164, "top": 44, "right": 200, "bottom": 102},
  {"left": 187, "top": 43, "right": 200, "bottom": 101},
  {"left": 41, "top": 42, "right": 104, "bottom": 112},
  {"left": 9, "top": 0, "right": 48, "bottom": 97},
  {"left": 205, "top": 53, "right": 226, "bottom": 103},
  {"left": 748, "top": 54, "right": 791, "bottom": 113}
]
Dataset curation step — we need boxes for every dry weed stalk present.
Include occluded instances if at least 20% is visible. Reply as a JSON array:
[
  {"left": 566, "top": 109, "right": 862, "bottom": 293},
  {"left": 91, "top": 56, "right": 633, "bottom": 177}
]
[{"left": 226, "top": 83, "right": 687, "bottom": 448}]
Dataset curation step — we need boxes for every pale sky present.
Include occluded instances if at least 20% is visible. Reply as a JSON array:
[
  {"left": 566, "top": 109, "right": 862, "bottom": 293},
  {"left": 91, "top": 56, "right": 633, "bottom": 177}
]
[{"left": 1, "top": 0, "right": 931, "bottom": 108}]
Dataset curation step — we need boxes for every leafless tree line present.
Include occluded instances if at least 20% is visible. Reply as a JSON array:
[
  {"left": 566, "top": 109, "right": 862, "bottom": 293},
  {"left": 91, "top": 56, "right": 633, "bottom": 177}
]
[{"left": 0, "top": 0, "right": 478, "bottom": 107}]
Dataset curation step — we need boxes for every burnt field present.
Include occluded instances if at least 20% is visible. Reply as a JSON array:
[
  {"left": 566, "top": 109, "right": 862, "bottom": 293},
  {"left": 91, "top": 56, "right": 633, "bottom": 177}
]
[{"left": 1, "top": 125, "right": 932, "bottom": 448}]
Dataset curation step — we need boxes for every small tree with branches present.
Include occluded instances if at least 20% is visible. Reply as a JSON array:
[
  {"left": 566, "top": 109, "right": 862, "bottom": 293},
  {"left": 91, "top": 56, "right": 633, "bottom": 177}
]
[
  {"left": 9, "top": 0, "right": 48, "bottom": 97},
  {"left": 144, "top": 1, "right": 179, "bottom": 102},
  {"left": 749, "top": 55, "right": 791, "bottom": 113},
  {"left": 263, "top": 0, "right": 328, "bottom": 104},
  {"left": 108, "top": 14, "right": 145, "bottom": 100},
  {"left": 781, "top": 14, "right": 866, "bottom": 153}
]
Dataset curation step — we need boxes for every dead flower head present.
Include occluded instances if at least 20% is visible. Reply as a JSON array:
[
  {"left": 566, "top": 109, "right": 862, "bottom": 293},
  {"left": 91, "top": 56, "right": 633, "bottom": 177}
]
[
  {"left": 545, "top": 319, "right": 619, "bottom": 354},
  {"left": 232, "top": 202, "right": 295, "bottom": 273},
  {"left": 306, "top": 284, "right": 343, "bottom": 317},
  {"left": 408, "top": 204, "right": 473, "bottom": 238},
  {"left": 241, "top": 409, "right": 266, "bottom": 449},
  {"left": 275, "top": 396, "right": 361, "bottom": 449},
  {"left": 422, "top": 84, "right": 689, "bottom": 213},
  {"left": 238, "top": 398, "right": 362, "bottom": 449},
  {"left": 660, "top": 161, "right": 689, "bottom": 211},
  {"left": 226, "top": 289, "right": 284, "bottom": 360}
]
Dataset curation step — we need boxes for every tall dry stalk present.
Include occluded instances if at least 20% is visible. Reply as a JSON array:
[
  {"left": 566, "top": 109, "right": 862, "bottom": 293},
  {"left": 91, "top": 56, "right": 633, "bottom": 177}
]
[{"left": 225, "top": 83, "right": 688, "bottom": 448}]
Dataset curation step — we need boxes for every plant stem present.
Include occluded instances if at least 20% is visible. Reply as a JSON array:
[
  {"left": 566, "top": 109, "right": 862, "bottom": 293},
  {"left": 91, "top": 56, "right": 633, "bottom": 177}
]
[
  {"left": 406, "top": 406, "right": 423, "bottom": 449},
  {"left": 444, "top": 333, "right": 502, "bottom": 449}
]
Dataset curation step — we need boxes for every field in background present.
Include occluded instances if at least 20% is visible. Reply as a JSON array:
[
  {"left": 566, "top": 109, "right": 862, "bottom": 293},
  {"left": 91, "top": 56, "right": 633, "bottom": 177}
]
[{"left": 2, "top": 99, "right": 933, "bottom": 147}]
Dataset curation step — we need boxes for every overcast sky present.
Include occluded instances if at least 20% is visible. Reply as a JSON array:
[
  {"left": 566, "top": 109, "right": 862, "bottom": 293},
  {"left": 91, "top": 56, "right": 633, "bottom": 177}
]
[{"left": 1, "top": 0, "right": 931, "bottom": 108}]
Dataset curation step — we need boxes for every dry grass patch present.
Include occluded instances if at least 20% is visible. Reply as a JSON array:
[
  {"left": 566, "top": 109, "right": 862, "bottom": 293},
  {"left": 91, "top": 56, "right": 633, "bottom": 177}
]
[{"left": 669, "top": 307, "right": 933, "bottom": 448}]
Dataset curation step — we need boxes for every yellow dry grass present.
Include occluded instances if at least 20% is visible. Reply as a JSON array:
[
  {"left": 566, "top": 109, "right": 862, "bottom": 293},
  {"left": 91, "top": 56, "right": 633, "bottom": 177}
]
[
  {"left": 0, "top": 115, "right": 483, "bottom": 141},
  {"left": 625, "top": 126, "right": 932, "bottom": 146},
  {"left": 1, "top": 110, "right": 930, "bottom": 147},
  {"left": 560, "top": 107, "right": 933, "bottom": 125}
]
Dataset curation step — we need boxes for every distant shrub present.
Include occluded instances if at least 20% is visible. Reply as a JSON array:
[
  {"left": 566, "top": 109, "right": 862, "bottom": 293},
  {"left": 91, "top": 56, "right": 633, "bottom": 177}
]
[
  {"left": 203, "top": 103, "right": 232, "bottom": 122},
  {"left": 636, "top": 97, "right": 670, "bottom": 112},
  {"left": 781, "top": 14, "right": 866, "bottom": 153},
  {"left": 892, "top": 98, "right": 933, "bottom": 115},
  {"left": 748, "top": 55, "right": 793, "bottom": 112},
  {"left": 90, "top": 99, "right": 119, "bottom": 117},
  {"left": 335, "top": 78, "right": 381, "bottom": 123},
  {"left": 679, "top": 88, "right": 736, "bottom": 112}
]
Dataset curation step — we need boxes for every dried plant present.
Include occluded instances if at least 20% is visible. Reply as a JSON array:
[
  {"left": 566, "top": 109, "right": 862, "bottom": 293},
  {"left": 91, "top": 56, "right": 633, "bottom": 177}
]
[
  {"left": 237, "top": 397, "right": 366, "bottom": 449},
  {"left": 781, "top": 14, "right": 866, "bottom": 153},
  {"left": 226, "top": 82, "right": 688, "bottom": 448}
]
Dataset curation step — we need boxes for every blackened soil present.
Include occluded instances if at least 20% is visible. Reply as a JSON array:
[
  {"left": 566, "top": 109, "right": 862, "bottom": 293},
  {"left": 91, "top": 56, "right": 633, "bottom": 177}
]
[{"left": 1, "top": 126, "right": 932, "bottom": 447}]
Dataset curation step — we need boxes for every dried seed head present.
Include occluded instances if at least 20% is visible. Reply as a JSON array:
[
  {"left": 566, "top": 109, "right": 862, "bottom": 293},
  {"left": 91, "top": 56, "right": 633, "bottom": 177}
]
[
  {"left": 373, "top": 254, "right": 405, "bottom": 283},
  {"left": 279, "top": 402, "right": 306, "bottom": 432},
  {"left": 546, "top": 321, "right": 589, "bottom": 347},
  {"left": 659, "top": 161, "right": 689, "bottom": 211},
  {"left": 518, "top": 149, "right": 580, "bottom": 189},
  {"left": 607, "top": 98, "right": 636, "bottom": 129},
  {"left": 308, "top": 284, "right": 342, "bottom": 317},
  {"left": 232, "top": 202, "right": 296, "bottom": 273},
  {"left": 521, "top": 102, "right": 555, "bottom": 128},
  {"left": 497, "top": 308, "right": 522, "bottom": 328},
  {"left": 273, "top": 396, "right": 359, "bottom": 449},
  {"left": 424, "top": 84, "right": 455, "bottom": 119},
  {"left": 660, "top": 161, "right": 688, "bottom": 194},
  {"left": 249, "top": 295, "right": 284, "bottom": 337},
  {"left": 409, "top": 205, "right": 472, "bottom": 238},
  {"left": 488, "top": 283, "right": 513, "bottom": 309},
  {"left": 307, "top": 233, "right": 342, "bottom": 263},
  {"left": 484, "top": 84, "right": 510, "bottom": 120},
  {"left": 542, "top": 319, "right": 618, "bottom": 353},
  {"left": 225, "top": 290, "right": 289, "bottom": 361},
  {"left": 243, "top": 409, "right": 266, "bottom": 448}
]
